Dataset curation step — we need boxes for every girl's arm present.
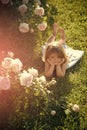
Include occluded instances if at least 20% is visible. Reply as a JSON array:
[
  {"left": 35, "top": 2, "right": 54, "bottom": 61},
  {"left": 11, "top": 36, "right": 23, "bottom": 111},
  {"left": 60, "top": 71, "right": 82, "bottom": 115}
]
[
  {"left": 45, "top": 60, "right": 55, "bottom": 77},
  {"left": 56, "top": 60, "right": 67, "bottom": 77}
]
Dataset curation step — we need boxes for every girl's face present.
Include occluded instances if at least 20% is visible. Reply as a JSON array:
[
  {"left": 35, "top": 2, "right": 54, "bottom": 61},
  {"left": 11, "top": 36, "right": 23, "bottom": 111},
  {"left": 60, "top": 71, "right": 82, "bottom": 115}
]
[{"left": 48, "top": 53, "right": 62, "bottom": 65}]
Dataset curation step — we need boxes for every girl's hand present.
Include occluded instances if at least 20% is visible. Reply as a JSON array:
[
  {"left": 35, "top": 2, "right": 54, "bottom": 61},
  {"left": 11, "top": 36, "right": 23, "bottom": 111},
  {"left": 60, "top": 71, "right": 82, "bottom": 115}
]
[
  {"left": 47, "top": 59, "right": 55, "bottom": 66},
  {"left": 56, "top": 58, "right": 66, "bottom": 66},
  {"left": 60, "top": 58, "right": 65, "bottom": 64}
]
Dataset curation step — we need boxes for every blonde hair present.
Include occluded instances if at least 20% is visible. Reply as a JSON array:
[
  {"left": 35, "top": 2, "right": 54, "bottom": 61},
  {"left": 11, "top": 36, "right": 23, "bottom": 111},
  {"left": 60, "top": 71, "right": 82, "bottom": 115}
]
[{"left": 45, "top": 43, "right": 68, "bottom": 62}]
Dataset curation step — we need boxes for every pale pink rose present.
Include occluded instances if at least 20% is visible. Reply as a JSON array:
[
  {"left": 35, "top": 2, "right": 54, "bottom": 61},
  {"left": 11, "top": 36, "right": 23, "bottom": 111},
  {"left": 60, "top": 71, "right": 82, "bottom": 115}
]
[
  {"left": 72, "top": 104, "right": 80, "bottom": 112},
  {"left": 51, "top": 110, "right": 56, "bottom": 116},
  {"left": 1, "top": 0, "right": 9, "bottom": 4},
  {"left": 0, "top": 76, "right": 10, "bottom": 90},
  {"left": 19, "top": 71, "right": 33, "bottom": 87},
  {"left": 37, "top": 22, "right": 47, "bottom": 31},
  {"left": 19, "top": 23, "right": 29, "bottom": 33},
  {"left": 35, "top": 6, "right": 44, "bottom": 16},
  {"left": 22, "top": 0, "right": 29, "bottom": 4},
  {"left": 2, "top": 57, "right": 14, "bottom": 69},
  {"left": 11, "top": 58, "right": 23, "bottom": 73},
  {"left": 28, "top": 68, "right": 38, "bottom": 78},
  {"left": 18, "top": 4, "right": 28, "bottom": 14}
]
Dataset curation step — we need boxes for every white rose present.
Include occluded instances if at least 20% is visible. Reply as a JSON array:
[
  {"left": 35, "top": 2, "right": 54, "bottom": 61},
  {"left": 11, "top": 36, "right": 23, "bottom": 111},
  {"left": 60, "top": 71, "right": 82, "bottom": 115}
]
[
  {"left": 19, "top": 71, "right": 33, "bottom": 87},
  {"left": 0, "top": 76, "right": 10, "bottom": 90},
  {"left": 2, "top": 57, "right": 13, "bottom": 69},
  {"left": 51, "top": 110, "right": 56, "bottom": 116},
  {"left": 35, "top": 6, "right": 44, "bottom": 16},
  {"left": 39, "top": 75, "right": 46, "bottom": 84},
  {"left": 11, "top": 58, "right": 23, "bottom": 73},
  {"left": 72, "top": 104, "right": 80, "bottom": 112},
  {"left": 1, "top": 0, "right": 9, "bottom": 4},
  {"left": 18, "top": 4, "right": 28, "bottom": 14},
  {"left": 28, "top": 68, "right": 38, "bottom": 78},
  {"left": 19, "top": 23, "right": 29, "bottom": 33},
  {"left": 37, "top": 22, "right": 47, "bottom": 31},
  {"left": 22, "top": 0, "right": 29, "bottom": 4}
]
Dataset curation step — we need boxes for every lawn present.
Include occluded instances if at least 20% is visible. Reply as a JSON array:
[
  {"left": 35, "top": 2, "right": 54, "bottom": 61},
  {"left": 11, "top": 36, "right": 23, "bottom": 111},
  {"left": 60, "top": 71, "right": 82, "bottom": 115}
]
[{"left": 0, "top": 0, "right": 87, "bottom": 130}]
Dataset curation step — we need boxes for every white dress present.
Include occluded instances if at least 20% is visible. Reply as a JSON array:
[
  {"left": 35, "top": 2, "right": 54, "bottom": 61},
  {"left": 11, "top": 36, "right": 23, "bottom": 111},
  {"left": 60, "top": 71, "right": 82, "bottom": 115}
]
[{"left": 42, "top": 42, "right": 84, "bottom": 69}]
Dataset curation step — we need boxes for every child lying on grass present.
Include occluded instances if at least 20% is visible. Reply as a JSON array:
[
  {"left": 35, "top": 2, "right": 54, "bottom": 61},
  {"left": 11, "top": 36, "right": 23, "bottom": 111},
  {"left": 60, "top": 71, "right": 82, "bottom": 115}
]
[{"left": 42, "top": 23, "right": 84, "bottom": 78}]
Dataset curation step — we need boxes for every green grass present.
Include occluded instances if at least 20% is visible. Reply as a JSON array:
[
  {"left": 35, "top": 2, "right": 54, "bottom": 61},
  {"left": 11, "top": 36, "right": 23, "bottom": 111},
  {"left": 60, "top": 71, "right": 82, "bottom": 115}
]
[{"left": 46, "top": 0, "right": 87, "bottom": 129}]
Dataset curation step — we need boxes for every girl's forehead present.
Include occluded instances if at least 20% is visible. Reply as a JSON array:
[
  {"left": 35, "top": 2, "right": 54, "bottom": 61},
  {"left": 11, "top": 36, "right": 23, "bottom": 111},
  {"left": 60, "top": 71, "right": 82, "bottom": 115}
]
[{"left": 49, "top": 53, "right": 58, "bottom": 57}]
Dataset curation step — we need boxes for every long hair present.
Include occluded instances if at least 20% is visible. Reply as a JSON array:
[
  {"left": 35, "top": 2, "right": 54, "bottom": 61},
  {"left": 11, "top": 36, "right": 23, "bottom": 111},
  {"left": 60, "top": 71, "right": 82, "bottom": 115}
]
[{"left": 45, "top": 43, "right": 68, "bottom": 62}]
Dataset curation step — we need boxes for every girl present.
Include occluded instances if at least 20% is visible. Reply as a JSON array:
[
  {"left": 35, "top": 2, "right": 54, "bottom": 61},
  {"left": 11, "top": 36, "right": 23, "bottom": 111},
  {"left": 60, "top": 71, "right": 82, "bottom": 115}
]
[{"left": 42, "top": 23, "right": 84, "bottom": 78}]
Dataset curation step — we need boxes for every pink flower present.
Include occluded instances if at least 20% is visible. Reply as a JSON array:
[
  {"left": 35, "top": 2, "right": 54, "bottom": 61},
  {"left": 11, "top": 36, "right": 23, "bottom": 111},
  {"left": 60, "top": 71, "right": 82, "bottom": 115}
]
[
  {"left": 37, "top": 22, "right": 47, "bottom": 31},
  {"left": 0, "top": 76, "right": 10, "bottom": 90},
  {"left": 19, "top": 71, "right": 33, "bottom": 87},
  {"left": 2, "top": 57, "right": 13, "bottom": 69},
  {"left": 11, "top": 58, "right": 23, "bottom": 73},
  {"left": 35, "top": 6, "right": 44, "bottom": 16},
  {"left": 22, "top": 0, "right": 29, "bottom": 4},
  {"left": 28, "top": 68, "right": 38, "bottom": 78},
  {"left": 18, "top": 4, "right": 28, "bottom": 14},
  {"left": 19, "top": 23, "right": 29, "bottom": 33},
  {"left": 72, "top": 104, "right": 80, "bottom": 112},
  {"left": 1, "top": 0, "right": 9, "bottom": 4}
]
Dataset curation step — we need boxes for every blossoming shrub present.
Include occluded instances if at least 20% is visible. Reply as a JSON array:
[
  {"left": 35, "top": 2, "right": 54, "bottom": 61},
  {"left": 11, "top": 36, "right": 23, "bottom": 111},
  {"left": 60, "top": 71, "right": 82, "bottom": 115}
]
[
  {"left": 12, "top": 1, "right": 57, "bottom": 26},
  {"left": 1, "top": 0, "right": 58, "bottom": 55},
  {"left": 0, "top": 53, "right": 62, "bottom": 129},
  {"left": 0, "top": 52, "right": 81, "bottom": 129}
]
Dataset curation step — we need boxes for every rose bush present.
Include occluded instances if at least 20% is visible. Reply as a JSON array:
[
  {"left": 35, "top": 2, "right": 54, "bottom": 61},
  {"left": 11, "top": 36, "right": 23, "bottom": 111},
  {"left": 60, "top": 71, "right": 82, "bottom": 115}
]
[
  {"left": 2, "top": 0, "right": 58, "bottom": 34},
  {"left": 0, "top": 52, "right": 79, "bottom": 130}
]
